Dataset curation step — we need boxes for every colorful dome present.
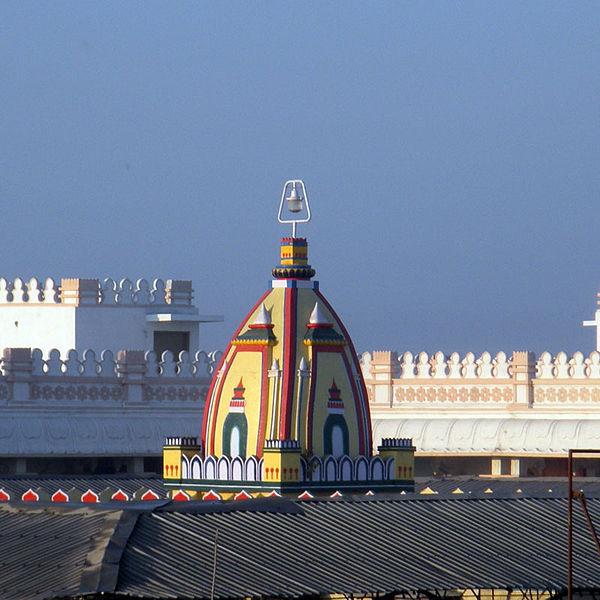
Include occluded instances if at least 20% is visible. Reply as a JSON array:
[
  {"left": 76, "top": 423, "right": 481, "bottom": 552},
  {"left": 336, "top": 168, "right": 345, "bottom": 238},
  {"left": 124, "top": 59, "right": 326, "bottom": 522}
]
[
  {"left": 163, "top": 180, "right": 414, "bottom": 499},
  {"left": 202, "top": 236, "right": 372, "bottom": 460}
]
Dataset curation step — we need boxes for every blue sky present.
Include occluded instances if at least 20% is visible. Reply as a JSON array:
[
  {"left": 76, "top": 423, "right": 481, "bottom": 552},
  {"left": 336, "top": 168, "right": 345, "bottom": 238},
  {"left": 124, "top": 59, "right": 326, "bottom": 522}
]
[{"left": 1, "top": 2, "right": 599, "bottom": 355}]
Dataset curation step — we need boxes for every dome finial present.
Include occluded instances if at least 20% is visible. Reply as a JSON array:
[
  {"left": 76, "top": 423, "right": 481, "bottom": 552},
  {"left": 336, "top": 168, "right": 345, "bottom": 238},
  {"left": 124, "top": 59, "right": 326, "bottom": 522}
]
[{"left": 277, "top": 180, "right": 311, "bottom": 238}]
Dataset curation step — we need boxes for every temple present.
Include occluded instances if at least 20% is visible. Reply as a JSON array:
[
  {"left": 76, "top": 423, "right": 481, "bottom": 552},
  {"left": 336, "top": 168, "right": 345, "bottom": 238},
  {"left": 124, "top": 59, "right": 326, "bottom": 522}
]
[{"left": 163, "top": 180, "right": 415, "bottom": 498}]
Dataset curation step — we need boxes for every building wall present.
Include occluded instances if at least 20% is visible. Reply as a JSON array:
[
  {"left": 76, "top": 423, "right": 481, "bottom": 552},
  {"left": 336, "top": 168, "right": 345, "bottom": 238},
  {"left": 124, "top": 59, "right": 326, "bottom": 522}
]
[
  {"left": 0, "top": 305, "right": 76, "bottom": 354},
  {"left": 0, "top": 277, "right": 216, "bottom": 356},
  {"left": 75, "top": 305, "right": 149, "bottom": 353},
  {"left": 362, "top": 350, "right": 600, "bottom": 476},
  {"left": 0, "top": 346, "right": 222, "bottom": 475}
]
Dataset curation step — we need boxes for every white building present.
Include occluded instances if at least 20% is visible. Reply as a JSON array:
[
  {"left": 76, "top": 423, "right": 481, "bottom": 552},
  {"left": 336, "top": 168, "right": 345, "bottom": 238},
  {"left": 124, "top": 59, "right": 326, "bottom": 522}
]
[
  {"left": 0, "top": 347, "right": 220, "bottom": 476},
  {"left": 0, "top": 276, "right": 222, "bottom": 357},
  {"left": 363, "top": 349, "right": 600, "bottom": 478},
  {"left": 361, "top": 292, "right": 600, "bottom": 479},
  {"left": 0, "top": 275, "right": 223, "bottom": 476}
]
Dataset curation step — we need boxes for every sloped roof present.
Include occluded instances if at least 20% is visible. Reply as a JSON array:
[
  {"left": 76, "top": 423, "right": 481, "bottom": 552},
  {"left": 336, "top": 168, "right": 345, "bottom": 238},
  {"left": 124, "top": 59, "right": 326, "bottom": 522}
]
[
  {"left": 0, "top": 495, "right": 599, "bottom": 599},
  {"left": 0, "top": 503, "right": 138, "bottom": 600}
]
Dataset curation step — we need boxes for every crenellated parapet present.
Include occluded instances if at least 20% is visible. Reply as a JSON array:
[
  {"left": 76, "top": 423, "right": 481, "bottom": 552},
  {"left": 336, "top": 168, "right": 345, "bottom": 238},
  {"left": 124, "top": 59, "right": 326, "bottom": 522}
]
[
  {"left": 536, "top": 350, "right": 600, "bottom": 379},
  {"left": 22, "top": 347, "right": 222, "bottom": 378},
  {"left": 0, "top": 277, "right": 193, "bottom": 306},
  {"left": 0, "top": 347, "right": 222, "bottom": 406},
  {"left": 361, "top": 349, "right": 600, "bottom": 408}
]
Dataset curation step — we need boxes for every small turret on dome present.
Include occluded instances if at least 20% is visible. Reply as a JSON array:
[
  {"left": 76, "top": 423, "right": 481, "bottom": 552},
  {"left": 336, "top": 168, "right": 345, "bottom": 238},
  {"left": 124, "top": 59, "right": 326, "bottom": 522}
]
[
  {"left": 163, "top": 179, "right": 415, "bottom": 500},
  {"left": 253, "top": 303, "right": 272, "bottom": 326},
  {"left": 309, "top": 302, "right": 330, "bottom": 326},
  {"left": 305, "top": 301, "right": 345, "bottom": 346},
  {"left": 233, "top": 303, "right": 276, "bottom": 346}
]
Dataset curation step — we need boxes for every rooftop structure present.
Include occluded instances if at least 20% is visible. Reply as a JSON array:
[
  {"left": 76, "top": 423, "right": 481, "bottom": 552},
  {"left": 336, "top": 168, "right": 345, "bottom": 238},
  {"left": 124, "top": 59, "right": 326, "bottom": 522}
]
[
  {"left": 363, "top": 348, "right": 600, "bottom": 478},
  {"left": 0, "top": 347, "right": 220, "bottom": 476},
  {"left": 0, "top": 276, "right": 222, "bottom": 356},
  {"left": 163, "top": 181, "right": 415, "bottom": 499}
]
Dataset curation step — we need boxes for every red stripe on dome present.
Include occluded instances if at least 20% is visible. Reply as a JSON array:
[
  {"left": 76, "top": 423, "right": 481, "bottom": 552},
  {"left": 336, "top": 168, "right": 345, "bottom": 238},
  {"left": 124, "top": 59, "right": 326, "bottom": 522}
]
[
  {"left": 314, "top": 290, "right": 373, "bottom": 454},
  {"left": 202, "top": 289, "right": 271, "bottom": 453},
  {"left": 279, "top": 287, "right": 297, "bottom": 437}
]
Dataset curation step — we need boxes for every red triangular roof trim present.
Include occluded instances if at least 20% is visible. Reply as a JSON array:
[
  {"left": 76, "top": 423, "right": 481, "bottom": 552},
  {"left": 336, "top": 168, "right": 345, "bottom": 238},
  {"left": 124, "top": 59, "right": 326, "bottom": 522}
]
[
  {"left": 22, "top": 489, "right": 39, "bottom": 502},
  {"left": 172, "top": 490, "right": 190, "bottom": 502},
  {"left": 297, "top": 490, "right": 314, "bottom": 500},
  {"left": 51, "top": 489, "right": 69, "bottom": 503},
  {"left": 111, "top": 489, "right": 129, "bottom": 502},
  {"left": 81, "top": 489, "right": 99, "bottom": 503},
  {"left": 265, "top": 490, "right": 281, "bottom": 498},
  {"left": 234, "top": 490, "right": 252, "bottom": 501},
  {"left": 141, "top": 489, "right": 160, "bottom": 501},
  {"left": 202, "top": 489, "right": 221, "bottom": 501}
]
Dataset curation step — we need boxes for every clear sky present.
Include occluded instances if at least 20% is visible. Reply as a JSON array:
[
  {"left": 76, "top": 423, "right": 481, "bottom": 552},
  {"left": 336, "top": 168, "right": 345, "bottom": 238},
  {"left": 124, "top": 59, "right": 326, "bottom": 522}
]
[{"left": 1, "top": 2, "right": 599, "bottom": 356}]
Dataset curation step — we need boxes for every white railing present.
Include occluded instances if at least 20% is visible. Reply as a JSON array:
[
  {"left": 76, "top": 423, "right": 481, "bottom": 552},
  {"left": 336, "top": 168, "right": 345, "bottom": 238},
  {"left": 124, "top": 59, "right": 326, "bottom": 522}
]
[
  {"left": 362, "top": 350, "right": 600, "bottom": 407},
  {"left": 0, "top": 277, "right": 193, "bottom": 306},
  {"left": 0, "top": 347, "right": 221, "bottom": 406}
]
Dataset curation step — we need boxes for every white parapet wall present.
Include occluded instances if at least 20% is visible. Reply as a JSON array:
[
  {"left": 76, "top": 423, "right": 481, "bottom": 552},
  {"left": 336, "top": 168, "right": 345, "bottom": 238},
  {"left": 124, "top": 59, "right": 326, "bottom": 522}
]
[
  {"left": 362, "top": 350, "right": 600, "bottom": 459},
  {"left": 0, "top": 277, "right": 223, "bottom": 355},
  {"left": 0, "top": 347, "right": 222, "bottom": 458}
]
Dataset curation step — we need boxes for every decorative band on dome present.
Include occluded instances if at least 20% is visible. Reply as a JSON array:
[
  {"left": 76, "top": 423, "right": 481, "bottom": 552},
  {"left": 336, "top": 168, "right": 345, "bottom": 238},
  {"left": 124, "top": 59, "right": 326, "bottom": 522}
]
[{"left": 272, "top": 266, "right": 316, "bottom": 280}]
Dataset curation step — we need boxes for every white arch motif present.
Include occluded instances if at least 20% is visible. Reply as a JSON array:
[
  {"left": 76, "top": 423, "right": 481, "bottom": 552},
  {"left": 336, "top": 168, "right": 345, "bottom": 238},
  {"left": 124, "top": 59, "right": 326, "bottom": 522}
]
[
  {"left": 205, "top": 456, "right": 217, "bottom": 480},
  {"left": 340, "top": 456, "right": 353, "bottom": 481},
  {"left": 217, "top": 456, "right": 230, "bottom": 480},
  {"left": 370, "top": 457, "right": 384, "bottom": 480},
  {"left": 324, "top": 456, "right": 337, "bottom": 481},
  {"left": 231, "top": 456, "right": 244, "bottom": 480},
  {"left": 191, "top": 455, "right": 202, "bottom": 479},
  {"left": 246, "top": 456, "right": 259, "bottom": 481},
  {"left": 181, "top": 455, "right": 190, "bottom": 479},
  {"left": 355, "top": 457, "right": 368, "bottom": 481}
]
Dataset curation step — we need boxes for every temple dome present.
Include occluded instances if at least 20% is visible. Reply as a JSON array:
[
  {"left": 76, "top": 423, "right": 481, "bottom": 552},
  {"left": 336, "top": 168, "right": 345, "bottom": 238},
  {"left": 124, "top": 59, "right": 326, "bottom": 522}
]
[
  {"left": 202, "top": 237, "right": 373, "bottom": 459},
  {"left": 164, "top": 180, "right": 414, "bottom": 499}
]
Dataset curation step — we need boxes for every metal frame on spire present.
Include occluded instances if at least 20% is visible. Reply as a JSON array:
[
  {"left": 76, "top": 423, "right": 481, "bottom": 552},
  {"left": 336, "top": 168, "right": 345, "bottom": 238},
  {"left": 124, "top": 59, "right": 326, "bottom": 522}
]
[{"left": 277, "top": 180, "right": 311, "bottom": 237}]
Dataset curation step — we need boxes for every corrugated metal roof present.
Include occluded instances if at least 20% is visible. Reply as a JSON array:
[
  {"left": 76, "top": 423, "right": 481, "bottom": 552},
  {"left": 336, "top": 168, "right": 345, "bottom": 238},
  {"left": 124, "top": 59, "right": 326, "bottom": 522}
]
[
  {"left": 0, "top": 504, "right": 128, "bottom": 600},
  {"left": 0, "top": 496, "right": 599, "bottom": 599},
  {"left": 117, "top": 496, "right": 600, "bottom": 599}
]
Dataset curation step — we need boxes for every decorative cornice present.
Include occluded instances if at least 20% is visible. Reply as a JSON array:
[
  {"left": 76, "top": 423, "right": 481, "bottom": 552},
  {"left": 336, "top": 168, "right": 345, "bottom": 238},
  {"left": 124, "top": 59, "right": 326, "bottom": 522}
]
[{"left": 272, "top": 266, "right": 316, "bottom": 280}]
